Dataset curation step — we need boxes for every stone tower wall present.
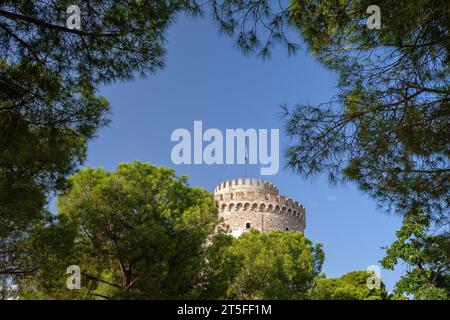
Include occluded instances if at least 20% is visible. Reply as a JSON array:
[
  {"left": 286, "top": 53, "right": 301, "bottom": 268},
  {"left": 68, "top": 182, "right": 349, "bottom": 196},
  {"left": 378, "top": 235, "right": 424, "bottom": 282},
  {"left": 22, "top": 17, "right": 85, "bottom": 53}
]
[{"left": 214, "top": 178, "right": 306, "bottom": 236}]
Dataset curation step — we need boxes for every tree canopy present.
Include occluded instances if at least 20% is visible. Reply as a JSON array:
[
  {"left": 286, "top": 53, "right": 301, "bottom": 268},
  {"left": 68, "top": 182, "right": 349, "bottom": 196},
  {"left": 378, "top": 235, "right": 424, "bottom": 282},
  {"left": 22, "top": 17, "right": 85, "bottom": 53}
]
[
  {"left": 310, "top": 271, "right": 391, "bottom": 300},
  {"left": 284, "top": 0, "right": 449, "bottom": 223},
  {"left": 381, "top": 210, "right": 449, "bottom": 299},
  {"left": 0, "top": 0, "right": 188, "bottom": 280},
  {"left": 197, "top": 230, "right": 324, "bottom": 299},
  {"left": 18, "top": 162, "right": 220, "bottom": 299}
]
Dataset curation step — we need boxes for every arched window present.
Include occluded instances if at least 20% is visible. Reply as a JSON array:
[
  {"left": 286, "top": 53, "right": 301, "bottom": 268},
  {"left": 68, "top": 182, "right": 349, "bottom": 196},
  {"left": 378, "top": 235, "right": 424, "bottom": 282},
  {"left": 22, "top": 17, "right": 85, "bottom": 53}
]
[
  {"left": 285, "top": 227, "right": 289, "bottom": 231},
  {"left": 245, "top": 222, "right": 251, "bottom": 229}
]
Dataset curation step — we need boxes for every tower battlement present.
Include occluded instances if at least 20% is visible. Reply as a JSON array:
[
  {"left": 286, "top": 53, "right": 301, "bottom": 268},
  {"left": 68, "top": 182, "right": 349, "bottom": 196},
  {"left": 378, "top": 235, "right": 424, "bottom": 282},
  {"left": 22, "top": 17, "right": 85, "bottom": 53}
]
[
  {"left": 214, "top": 178, "right": 279, "bottom": 195},
  {"left": 214, "top": 178, "right": 306, "bottom": 237}
]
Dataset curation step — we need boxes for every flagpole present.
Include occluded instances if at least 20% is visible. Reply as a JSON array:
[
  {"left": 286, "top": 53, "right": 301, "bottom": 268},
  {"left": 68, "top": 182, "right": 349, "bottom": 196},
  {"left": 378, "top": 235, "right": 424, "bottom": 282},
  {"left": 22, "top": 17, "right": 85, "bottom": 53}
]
[{"left": 245, "top": 137, "right": 248, "bottom": 179}]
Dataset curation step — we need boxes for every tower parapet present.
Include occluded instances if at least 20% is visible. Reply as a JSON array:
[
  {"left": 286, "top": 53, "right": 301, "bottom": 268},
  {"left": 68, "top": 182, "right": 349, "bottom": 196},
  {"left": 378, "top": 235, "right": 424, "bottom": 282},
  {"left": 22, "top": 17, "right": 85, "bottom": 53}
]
[
  {"left": 214, "top": 178, "right": 306, "bottom": 237},
  {"left": 214, "top": 178, "right": 279, "bottom": 195}
]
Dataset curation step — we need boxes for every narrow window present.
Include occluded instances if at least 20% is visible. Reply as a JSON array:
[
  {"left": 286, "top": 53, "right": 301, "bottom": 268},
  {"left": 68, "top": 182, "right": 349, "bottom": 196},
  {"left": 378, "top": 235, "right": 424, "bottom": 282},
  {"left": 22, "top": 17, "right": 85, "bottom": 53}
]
[{"left": 246, "top": 222, "right": 251, "bottom": 229}]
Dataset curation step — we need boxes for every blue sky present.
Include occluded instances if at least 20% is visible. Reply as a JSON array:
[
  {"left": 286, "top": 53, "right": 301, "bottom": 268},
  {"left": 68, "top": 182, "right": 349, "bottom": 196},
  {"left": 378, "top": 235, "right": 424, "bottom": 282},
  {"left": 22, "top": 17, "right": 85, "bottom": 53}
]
[{"left": 82, "top": 13, "right": 405, "bottom": 291}]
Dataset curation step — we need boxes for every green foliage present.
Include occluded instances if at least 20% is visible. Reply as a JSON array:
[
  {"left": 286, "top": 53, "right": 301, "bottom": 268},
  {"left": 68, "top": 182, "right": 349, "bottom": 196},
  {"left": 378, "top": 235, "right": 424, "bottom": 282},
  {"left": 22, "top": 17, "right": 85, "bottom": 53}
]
[
  {"left": 381, "top": 211, "right": 450, "bottom": 299},
  {"left": 414, "top": 285, "right": 449, "bottom": 300},
  {"left": 310, "top": 271, "right": 388, "bottom": 300},
  {"left": 1, "top": 1, "right": 183, "bottom": 87},
  {"left": 0, "top": 0, "right": 188, "bottom": 282},
  {"left": 188, "top": 0, "right": 299, "bottom": 58},
  {"left": 284, "top": 0, "right": 450, "bottom": 222},
  {"left": 197, "top": 230, "right": 324, "bottom": 299},
  {"left": 0, "top": 61, "right": 110, "bottom": 278},
  {"left": 18, "top": 162, "right": 220, "bottom": 299},
  {"left": 288, "top": 0, "right": 450, "bottom": 301}
]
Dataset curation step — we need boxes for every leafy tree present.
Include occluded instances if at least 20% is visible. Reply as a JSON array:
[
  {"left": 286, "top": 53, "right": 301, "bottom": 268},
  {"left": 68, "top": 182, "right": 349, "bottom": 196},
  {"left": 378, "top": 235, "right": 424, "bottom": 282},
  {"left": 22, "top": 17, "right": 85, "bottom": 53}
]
[
  {"left": 381, "top": 211, "right": 450, "bottom": 299},
  {"left": 0, "top": 0, "right": 188, "bottom": 281},
  {"left": 196, "top": 230, "right": 324, "bottom": 299},
  {"left": 414, "top": 285, "right": 449, "bottom": 300},
  {"left": 310, "top": 271, "right": 389, "bottom": 300},
  {"left": 0, "top": 70, "right": 109, "bottom": 278},
  {"left": 18, "top": 162, "right": 220, "bottom": 299},
  {"left": 1, "top": 1, "right": 182, "bottom": 90}
]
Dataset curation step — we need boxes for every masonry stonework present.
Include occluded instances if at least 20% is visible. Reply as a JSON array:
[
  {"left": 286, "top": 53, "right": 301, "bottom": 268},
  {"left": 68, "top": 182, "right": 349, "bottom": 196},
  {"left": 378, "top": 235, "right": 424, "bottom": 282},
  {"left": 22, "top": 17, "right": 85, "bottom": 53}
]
[{"left": 214, "top": 178, "right": 306, "bottom": 237}]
